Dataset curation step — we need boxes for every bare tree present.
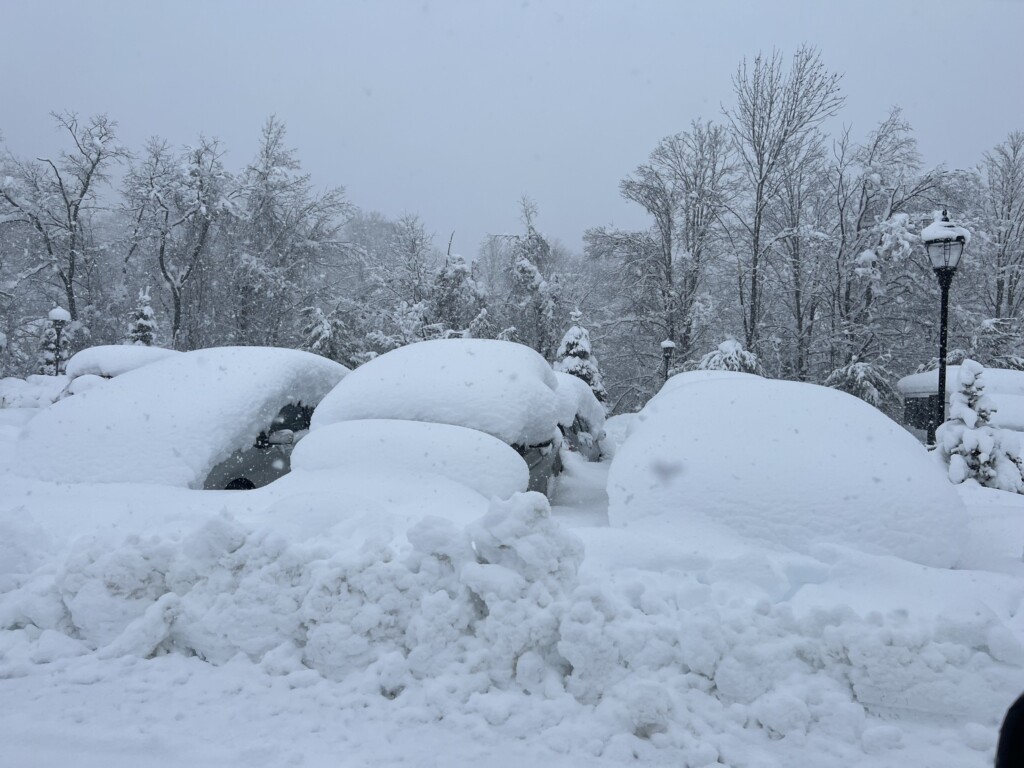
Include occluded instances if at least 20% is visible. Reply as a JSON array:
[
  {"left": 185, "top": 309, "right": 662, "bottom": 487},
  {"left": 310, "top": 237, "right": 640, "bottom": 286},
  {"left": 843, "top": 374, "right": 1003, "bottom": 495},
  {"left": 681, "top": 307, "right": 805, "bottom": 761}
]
[
  {"left": 122, "top": 136, "right": 232, "bottom": 348},
  {"left": 723, "top": 46, "right": 844, "bottom": 355},
  {"left": 0, "top": 112, "right": 128, "bottom": 320},
  {"left": 982, "top": 131, "right": 1024, "bottom": 322}
]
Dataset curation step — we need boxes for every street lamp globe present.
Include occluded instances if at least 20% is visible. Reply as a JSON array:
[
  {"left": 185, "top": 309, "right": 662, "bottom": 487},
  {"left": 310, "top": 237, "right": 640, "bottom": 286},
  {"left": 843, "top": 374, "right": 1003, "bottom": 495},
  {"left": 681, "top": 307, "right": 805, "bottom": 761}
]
[{"left": 922, "top": 209, "right": 969, "bottom": 271}]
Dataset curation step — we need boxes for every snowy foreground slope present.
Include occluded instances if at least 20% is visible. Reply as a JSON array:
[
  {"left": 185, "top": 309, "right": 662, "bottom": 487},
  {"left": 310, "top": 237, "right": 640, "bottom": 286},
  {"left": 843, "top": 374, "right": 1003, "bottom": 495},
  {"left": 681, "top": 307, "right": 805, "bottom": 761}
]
[{"left": 2, "top": 391, "right": 1024, "bottom": 767}]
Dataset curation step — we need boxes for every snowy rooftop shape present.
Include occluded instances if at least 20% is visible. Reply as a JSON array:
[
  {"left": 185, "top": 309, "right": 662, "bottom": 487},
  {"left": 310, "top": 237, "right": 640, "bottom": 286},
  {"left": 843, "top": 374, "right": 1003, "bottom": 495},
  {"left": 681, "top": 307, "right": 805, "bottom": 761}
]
[
  {"left": 311, "top": 339, "right": 563, "bottom": 447},
  {"left": 14, "top": 346, "right": 348, "bottom": 487},
  {"left": 291, "top": 419, "right": 529, "bottom": 499},
  {"left": 897, "top": 366, "right": 1024, "bottom": 397},
  {"left": 47, "top": 307, "right": 71, "bottom": 323},
  {"left": 65, "top": 345, "right": 181, "bottom": 380},
  {"left": 608, "top": 371, "right": 967, "bottom": 568},
  {"left": 552, "top": 371, "right": 606, "bottom": 433}
]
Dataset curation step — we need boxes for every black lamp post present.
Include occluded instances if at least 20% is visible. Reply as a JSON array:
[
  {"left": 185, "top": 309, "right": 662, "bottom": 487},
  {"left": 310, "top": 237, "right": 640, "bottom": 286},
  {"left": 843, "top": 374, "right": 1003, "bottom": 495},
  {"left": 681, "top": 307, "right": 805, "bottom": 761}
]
[
  {"left": 921, "top": 209, "right": 969, "bottom": 445},
  {"left": 660, "top": 339, "right": 675, "bottom": 383}
]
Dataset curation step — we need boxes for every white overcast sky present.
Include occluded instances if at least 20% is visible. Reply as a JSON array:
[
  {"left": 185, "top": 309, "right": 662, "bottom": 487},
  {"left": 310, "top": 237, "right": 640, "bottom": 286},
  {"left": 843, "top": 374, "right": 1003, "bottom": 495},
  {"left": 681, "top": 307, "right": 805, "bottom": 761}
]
[{"left": 2, "top": 0, "right": 1022, "bottom": 254}]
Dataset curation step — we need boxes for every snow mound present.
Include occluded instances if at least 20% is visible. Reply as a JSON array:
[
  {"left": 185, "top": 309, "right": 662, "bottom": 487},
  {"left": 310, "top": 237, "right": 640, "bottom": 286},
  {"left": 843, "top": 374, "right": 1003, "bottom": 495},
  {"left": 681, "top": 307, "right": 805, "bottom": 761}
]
[
  {"left": 65, "top": 344, "right": 180, "bottom": 379},
  {"left": 608, "top": 372, "right": 968, "bottom": 567},
  {"left": 0, "top": 492, "right": 584, "bottom": 687},
  {"left": 291, "top": 419, "right": 529, "bottom": 499},
  {"left": 312, "top": 339, "right": 563, "bottom": 446},
  {"left": 0, "top": 374, "right": 69, "bottom": 408},
  {"left": 13, "top": 346, "right": 348, "bottom": 488},
  {"left": 553, "top": 371, "right": 606, "bottom": 434}
]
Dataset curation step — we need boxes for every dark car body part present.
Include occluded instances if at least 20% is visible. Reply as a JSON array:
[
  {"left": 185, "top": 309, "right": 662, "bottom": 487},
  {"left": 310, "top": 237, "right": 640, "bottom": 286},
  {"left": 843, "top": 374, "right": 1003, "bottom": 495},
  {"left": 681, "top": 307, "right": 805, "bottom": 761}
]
[
  {"left": 561, "top": 415, "right": 603, "bottom": 462},
  {"left": 515, "top": 437, "right": 563, "bottom": 495},
  {"left": 203, "top": 403, "right": 314, "bottom": 491}
]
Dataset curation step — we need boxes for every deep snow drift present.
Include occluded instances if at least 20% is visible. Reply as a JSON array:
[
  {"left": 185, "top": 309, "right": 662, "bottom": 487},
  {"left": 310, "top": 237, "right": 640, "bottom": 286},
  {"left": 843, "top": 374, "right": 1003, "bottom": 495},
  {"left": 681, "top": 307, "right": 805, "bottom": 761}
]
[{"left": 1, "top": 367, "right": 1023, "bottom": 767}]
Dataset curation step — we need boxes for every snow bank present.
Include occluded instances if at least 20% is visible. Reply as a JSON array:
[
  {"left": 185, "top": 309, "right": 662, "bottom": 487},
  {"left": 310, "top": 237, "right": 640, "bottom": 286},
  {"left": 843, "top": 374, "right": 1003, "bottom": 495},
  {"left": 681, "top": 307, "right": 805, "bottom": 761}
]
[
  {"left": 65, "top": 344, "right": 180, "bottom": 379},
  {"left": 608, "top": 372, "right": 968, "bottom": 567},
  {"left": 0, "top": 492, "right": 583, "bottom": 685},
  {"left": 3, "top": 485, "right": 1021, "bottom": 766},
  {"left": 0, "top": 374, "right": 69, "bottom": 408},
  {"left": 312, "top": 339, "right": 562, "bottom": 446},
  {"left": 13, "top": 347, "right": 348, "bottom": 488},
  {"left": 291, "top": 419, "right": 529, "bottom": 499}
]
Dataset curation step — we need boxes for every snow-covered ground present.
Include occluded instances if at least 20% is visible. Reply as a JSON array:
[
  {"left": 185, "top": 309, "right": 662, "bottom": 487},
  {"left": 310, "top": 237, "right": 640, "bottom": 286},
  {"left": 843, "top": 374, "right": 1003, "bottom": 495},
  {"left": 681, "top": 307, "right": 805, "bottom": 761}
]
[{"left": 2, "top": 368, "right": 1023, "bottom": 767}]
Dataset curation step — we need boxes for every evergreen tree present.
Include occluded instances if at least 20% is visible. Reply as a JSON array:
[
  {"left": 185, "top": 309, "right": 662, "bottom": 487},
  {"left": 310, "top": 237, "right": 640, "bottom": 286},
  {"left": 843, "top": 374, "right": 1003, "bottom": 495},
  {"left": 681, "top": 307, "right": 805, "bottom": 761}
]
[
  {"left": 127, "top": 287, "right": 157, "bottom": 346},
  {"left": 555, "top": 313, "right": 608, "bottom": 406},
  {"left": 937, "top": 359, "right": 1024, "bottom": 492},
  {"left": 823, "top": 357, "right": 898, "bottom": 415},
  {"left": 695, "top": 339, "right": 765, "bottom": 375}
]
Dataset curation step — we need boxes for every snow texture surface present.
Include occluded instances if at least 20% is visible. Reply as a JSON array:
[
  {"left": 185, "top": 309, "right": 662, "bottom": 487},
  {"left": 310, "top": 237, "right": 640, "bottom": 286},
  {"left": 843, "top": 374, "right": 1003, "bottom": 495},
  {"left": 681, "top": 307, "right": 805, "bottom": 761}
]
[
  {"left": 2, "top": 360, "right": 1024, "bottom": 768},
  {"left": 291, "top": 418, "right": 530, "bottom": 499},
  {"left": 312, "top": 339, "right": 563, "bottom": 446},
  {"left": 13, "top": 346, "right": 348, "bottom": 487},
  {"left": 65, "top": 344, "right": 180, "bottom": 379},
  {"left": 608, "top": 371, "right": 968, "bottom": 567}
]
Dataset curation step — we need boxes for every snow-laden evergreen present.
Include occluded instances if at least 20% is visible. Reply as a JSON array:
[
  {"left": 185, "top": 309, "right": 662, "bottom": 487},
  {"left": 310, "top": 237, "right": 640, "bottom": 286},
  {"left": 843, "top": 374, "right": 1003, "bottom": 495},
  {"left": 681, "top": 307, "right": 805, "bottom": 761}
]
[
  {"left": 824, "top": 357, "right": 898, "bottom": 414},
  {"left": 937, "top": 359, "right": 1024, "bottom": 492},
  {"left": 554, "top": 316, "right": 608, "bottom": 407},
  {"left": 126, "top": 287, "right": 157, "bottom": 346},
  {"left": 695, "top": 338, "right": 764, "bottom": 375}
]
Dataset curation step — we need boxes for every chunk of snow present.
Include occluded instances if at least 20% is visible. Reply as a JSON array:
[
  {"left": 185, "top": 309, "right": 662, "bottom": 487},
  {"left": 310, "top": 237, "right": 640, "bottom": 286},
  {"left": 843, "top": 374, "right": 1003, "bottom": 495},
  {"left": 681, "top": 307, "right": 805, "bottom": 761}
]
[
  {"left": 47, "top": 307, "right": 71, "bottom": 323},
  {"left": 13, "top": 346, "right": 348, "bottom": 487},
  {"left": 608, "top": 372, "right": 967, "bottom": 567},
  {"left": 312, "top": 339, "right": 562, "bottom": 446},
  {"left": 291, "top": 419, "right": 529, "bottom": 499},
  {"left": 65, "top": 344, "right": 180, "bottom": 379},
  {"left": 552, "top": 371, "right": 606, "bottom": 434}
]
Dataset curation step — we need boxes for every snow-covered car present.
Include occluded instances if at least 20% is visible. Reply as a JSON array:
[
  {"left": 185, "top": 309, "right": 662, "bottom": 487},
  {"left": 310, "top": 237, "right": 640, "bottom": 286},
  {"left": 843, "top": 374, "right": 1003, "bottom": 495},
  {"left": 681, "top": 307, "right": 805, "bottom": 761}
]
[
  {"left": 311, "top": 338, "right": 601, "bottom": 494},
  {"left": 553, "top": 370, "right": 606, "bottom": 461},
  {"left": 607, "top": 370, "right": 967, "bottom": 567},
  {"left": 13, "top": 346, "right": 348, "bottom": 489}
]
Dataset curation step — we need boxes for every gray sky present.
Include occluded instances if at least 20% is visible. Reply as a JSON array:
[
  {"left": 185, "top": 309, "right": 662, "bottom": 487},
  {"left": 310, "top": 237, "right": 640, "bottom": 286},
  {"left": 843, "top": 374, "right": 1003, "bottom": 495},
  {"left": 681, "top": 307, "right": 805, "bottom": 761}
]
[{"left": 2, "top": 0, "right": 1023, "bottom": 254}]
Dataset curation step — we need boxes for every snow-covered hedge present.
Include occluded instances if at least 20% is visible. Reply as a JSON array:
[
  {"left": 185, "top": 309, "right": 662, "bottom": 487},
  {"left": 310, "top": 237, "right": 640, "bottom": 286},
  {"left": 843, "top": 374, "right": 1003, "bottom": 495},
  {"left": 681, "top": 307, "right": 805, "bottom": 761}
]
[{"left": 608, "top": 371, "right": 967, "bottom": 568}]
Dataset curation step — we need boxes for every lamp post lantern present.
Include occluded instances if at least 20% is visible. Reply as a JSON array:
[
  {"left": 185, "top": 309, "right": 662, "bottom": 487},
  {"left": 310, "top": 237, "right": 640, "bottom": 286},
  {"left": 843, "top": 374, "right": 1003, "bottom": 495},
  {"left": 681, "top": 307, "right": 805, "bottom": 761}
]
[
  {"left": 921, "top": 209, "right": 969, "bottom": 445},
  {"left": 660, "top": 339, "right": 676, "bottom": 383}
]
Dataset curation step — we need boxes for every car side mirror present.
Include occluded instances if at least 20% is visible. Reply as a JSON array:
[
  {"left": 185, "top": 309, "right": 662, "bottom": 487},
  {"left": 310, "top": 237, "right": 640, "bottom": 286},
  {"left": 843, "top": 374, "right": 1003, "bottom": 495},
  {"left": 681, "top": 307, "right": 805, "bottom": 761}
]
[{"left": 267, "top": 429, "right": 294, "bottom": 446}]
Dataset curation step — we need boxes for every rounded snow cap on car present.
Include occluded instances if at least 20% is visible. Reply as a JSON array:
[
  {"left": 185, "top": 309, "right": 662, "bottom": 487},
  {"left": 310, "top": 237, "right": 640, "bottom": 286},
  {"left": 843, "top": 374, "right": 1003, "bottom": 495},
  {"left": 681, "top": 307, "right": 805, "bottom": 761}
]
[
  {"left": 608, "top": 371, "right": 968, "bottom": 568},
  {"left": 291, "top": 418, "right": 530, "bottom": 499},
  {"left": 311, "top": 339, "right": 563, "bottom": 447},
  {"left": 14, "top": 346, "right": 348, "bottom": 488}
]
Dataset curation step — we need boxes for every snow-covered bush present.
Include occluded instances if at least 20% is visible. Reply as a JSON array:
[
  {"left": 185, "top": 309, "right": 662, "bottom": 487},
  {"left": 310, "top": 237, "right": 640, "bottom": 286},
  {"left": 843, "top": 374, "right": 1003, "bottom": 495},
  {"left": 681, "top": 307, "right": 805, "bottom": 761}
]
[
  {"left": 695, "top": 338, "right": 764, "bottom": 375},
  {"left": 824, "top": 357, "right": 898, "bottom": 414},
  {"left": 554, "top": 316, "right": 608, "bottom": 407},
  {"left": 937, "top": 359, "right": 1024, "bottom": 492}
]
